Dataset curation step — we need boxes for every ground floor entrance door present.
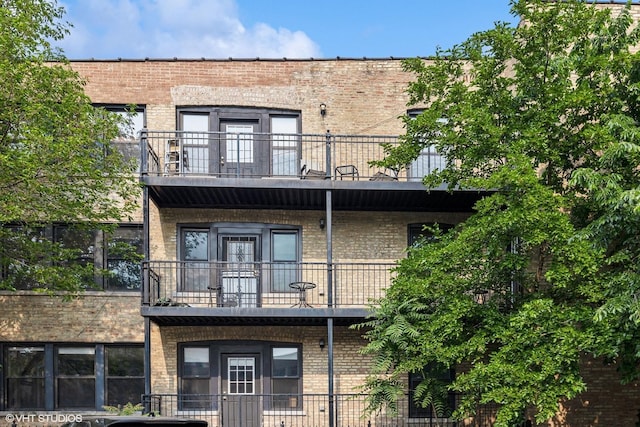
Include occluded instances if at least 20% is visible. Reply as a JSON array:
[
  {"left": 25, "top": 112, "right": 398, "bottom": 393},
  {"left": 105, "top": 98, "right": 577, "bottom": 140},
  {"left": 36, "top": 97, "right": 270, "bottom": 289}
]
[{"left": 221, "top": 354, "right": 261, "bottom": 427}]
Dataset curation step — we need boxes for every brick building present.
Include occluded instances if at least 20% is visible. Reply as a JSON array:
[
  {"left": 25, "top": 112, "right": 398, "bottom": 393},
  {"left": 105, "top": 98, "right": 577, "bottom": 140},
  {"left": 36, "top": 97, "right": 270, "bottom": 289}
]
[{"left": 2, "top": 3, "right": 640, "bottom": 427}]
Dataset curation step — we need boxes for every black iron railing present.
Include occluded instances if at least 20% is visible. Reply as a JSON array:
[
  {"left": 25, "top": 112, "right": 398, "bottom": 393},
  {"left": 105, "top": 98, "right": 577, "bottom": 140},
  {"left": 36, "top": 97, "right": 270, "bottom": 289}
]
[
  {"left": 142, "top": 261, "right": 394, "bottom": 308},
  {"left": 139, "top": 130, "right": 445, "bottom": 181},
  {"left": 141, "top": 393, "right": 499, "bottom": 427}
]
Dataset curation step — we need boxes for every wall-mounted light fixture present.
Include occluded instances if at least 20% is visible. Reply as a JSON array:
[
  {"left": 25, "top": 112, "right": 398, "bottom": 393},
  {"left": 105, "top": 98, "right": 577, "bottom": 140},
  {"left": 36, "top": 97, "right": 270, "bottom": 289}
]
[
  {"left": 319, "top": 218, "right": 325, "bottom": 229},
  {"left": 319, "top": 338, "right": 326, "bottom": 350},
  {"left": 320, "top": 103, "right": 327, "bottom": 117}
]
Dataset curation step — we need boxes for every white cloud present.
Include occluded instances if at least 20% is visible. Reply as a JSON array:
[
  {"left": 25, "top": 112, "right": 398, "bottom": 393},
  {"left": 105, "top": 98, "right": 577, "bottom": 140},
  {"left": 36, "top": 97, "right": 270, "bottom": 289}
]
[{"left": 58, "top": 0, "right": 321, "bottom": 59}]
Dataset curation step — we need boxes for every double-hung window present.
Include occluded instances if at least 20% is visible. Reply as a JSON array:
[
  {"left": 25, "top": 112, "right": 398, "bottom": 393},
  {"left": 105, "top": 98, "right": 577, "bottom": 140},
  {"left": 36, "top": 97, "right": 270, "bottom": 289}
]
[
  {"left": 56, "top": 347, "right": 96, "bottom": 409},
  {"left": 271, "top": 116, "right": 299, "bottom": 176},
  {"left": 180, "top": 346, "right": 212, "bottom": 409},
  {"left": 105, "top": 346, "right": 145, "bottom": 406},
  {"left": 271, "top": 347, "right": 301, "bottom": 409},
  {"left": 271, "top": 231, "right": 299, "bottom": 292},
  {"left": 407, "top": 110, "right": 447, "bottom": 181},
  {"left": 6, "top": 346, "right": 45, "bottom": 409},
  {"left": 105, "top": 226, "right": 143, "bottom": 290}
]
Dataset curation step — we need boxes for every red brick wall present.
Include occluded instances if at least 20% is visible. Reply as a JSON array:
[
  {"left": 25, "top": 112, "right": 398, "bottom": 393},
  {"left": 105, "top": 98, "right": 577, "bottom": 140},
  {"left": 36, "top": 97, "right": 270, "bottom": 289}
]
[{"left": 69, "top": 58, "right": 419, "bottom": 136}]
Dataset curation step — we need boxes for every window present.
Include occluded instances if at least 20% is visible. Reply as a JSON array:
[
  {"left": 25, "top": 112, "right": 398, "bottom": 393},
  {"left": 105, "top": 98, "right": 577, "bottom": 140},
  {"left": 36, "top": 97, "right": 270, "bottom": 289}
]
[
  {"left": 181, "top": 114, "right": 209, "bottom": 175},
  {"left": 106, "top": 226, "right": 143, "bottom": 290},
  {"left": 408, "top": 366, "right": 456, "bottom": 419},
  {"left": 272, "top": 232, "right": 298, "bottom": 292},
  {"left": 106, "top": 346, "right": 144, "bottom": 407},
  {"left": 182, "top": 229, "right": 210, "bottom": 292},
  {"left": 407, "top": 110, "right": 447, "bottom": 181},
  {"left": 54, "top": 226, "right": 97, "bottom": 264},
  {"left": 54, "top": 226, "right": 98, "bottom": 287},
  {"left": 55, "top": 224, "right": 143, "bottom": 291},
  {"left": 271, "top": 347, "right": 300, "bottom": 409},
  {"left": 102, "top": 105, "right": 145, "bottom": 172},
  {"left": 2, "top": 224, "right": 142, "bottom": 291},
  {"left": 6, "top": 346, "right": 45, "bottom": 409},
  {"left": 271, "top": 117, "right": 298, "bottom": 176},
  {"left": 0, "top": 225, "right": 47, "bottom": 290},
  {"left": 181, "top": 347, "right": 211, "bottom": 409},
  {"left": 2, "top": 343, "right": 144, "bottom": 411},
  {"left": 408, "top": 223, "right": 453, "bottom": 247},
  {"left": 408, "top": 145, "right": 446, "bottom": 181},
  {"left": 56, "top": 347, "right": 96, "bottom": 409}
]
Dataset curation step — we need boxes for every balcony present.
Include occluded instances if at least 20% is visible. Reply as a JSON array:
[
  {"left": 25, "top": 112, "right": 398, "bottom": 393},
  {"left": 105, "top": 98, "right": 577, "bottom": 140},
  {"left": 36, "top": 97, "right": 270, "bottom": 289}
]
[
  {"left": 141, "top": 261, "right": 394, "bottom": 325},
  {"left": 140, "top": 131, "right": 482, "bottom": 212},
  {"left": 141, "top": 393, "right": 498, "bottom": 427}
]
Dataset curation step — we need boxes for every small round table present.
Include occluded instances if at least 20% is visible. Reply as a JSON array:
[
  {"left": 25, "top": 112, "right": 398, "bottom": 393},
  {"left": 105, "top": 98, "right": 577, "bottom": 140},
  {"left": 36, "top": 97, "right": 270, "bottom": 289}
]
[{"left": 289, "top": 281, "right": 317, "bottom": 307}]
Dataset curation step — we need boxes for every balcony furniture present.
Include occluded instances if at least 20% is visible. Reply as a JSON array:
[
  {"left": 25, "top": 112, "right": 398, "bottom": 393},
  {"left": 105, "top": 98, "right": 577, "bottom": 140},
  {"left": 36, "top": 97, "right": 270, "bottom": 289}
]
[
  {"left": 207, "top": 286, "right": 218, "bottom": 307},
  {"left": 165, "top": 139, "right": 189, "bottom": 175},
  {"left": 154, "top": 298, "right": 189, "bottom": 307},
  {"left": 208, "top": 285, "right": 239, "bottom": 307},
  {"left": 335, "top": 164, "right": 359, "bottom": 180},
  {"left": 289, "top": 281, "right": 316, "bottom": 307},
  {"left": 369, "top": 169, "right": 398, "bottom": 181},
  {"left": 300, "top": 164, "right": 327, "bottom": 180}
]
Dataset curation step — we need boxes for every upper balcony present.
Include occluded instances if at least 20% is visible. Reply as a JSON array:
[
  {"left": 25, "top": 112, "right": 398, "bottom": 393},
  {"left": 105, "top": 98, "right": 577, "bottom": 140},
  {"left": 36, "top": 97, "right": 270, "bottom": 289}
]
[{"left": 140, "top": 130, "right": 482, "bottom": 212}]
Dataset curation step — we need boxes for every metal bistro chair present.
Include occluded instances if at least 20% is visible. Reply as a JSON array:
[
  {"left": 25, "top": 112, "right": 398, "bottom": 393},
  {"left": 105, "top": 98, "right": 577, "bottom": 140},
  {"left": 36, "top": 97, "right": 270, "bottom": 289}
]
[{"left": 335, "top": 164, "right": 359, "bottom": 180}]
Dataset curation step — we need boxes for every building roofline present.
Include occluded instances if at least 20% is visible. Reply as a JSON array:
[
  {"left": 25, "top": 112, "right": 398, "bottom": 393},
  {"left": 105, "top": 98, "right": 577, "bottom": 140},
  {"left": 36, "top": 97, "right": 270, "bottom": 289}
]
[{"left": 66, "top": 56, "right": 429, "bottom": 63}]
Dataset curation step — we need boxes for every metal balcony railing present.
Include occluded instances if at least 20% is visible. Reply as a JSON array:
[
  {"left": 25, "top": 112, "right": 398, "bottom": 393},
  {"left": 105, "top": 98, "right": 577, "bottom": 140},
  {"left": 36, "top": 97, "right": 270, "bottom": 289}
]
[
  {"left": 142, "top": 261, "right": 395, "bottom": 308},
  {"left": 139, "top": 130, "right": 446, "bottom": 181},
  {"left": 141, "top": 393, "right": 499, "bottom": 427}
]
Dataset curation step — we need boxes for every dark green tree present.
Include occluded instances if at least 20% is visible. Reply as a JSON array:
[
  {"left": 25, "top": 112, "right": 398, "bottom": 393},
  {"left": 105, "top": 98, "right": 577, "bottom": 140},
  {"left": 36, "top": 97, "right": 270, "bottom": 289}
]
[
  {"left": 0, "top": 0, "right": 140, "bottom": 295},
  {"left": 358, "top": 1, "right": 640, "bottom": 425}
]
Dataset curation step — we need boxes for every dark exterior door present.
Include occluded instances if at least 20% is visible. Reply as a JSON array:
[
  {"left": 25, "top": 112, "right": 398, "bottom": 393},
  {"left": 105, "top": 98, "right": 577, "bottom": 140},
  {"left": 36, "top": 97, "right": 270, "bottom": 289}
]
[
  {"left": 218, "top": 234, "right": 260, "bottom": 307},
  {"left": 220, "top": 121, "right": 267, "bottom": 177},
  {"left": 221, "top": 354, "right": 261, "bottom": 427}
]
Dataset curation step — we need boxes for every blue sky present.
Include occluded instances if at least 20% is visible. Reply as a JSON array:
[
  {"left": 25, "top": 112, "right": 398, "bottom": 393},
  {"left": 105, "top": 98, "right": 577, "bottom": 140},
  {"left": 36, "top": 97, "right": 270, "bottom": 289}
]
[{"left": 56, "top": 0, "right": 517, "bottom": 60}]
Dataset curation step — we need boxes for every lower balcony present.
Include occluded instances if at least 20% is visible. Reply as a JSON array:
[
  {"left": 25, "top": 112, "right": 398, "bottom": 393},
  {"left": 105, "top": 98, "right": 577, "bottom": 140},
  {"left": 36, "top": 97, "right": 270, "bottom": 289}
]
[
  {"left": 142, "top": 261, "right": 395, "bottom": 325},
  {"left": 141, "top": 393, "right": 498, "bottom": 427}
]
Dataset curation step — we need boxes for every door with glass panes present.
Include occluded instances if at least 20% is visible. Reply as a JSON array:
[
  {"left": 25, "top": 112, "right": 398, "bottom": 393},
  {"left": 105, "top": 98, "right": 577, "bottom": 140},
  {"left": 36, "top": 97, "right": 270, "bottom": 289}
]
[
  {"left": 221, "top": 354, "right": 261, "bottom": 427},
  {"left": 218, "top": 234, "right": 260, "bottom": 307},
  {"left": 220, "top": 121, "right": 267, "bottom": 177}
]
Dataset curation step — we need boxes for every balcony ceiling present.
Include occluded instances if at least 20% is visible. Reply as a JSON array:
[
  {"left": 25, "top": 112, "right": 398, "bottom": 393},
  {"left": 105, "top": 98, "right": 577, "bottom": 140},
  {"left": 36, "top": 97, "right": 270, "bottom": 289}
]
[
  {"left": 144, "top": 177, "right": 484, "bottom": 212},
  {"left": 141, "top": 306, "right": 369, "bottom": 326}
]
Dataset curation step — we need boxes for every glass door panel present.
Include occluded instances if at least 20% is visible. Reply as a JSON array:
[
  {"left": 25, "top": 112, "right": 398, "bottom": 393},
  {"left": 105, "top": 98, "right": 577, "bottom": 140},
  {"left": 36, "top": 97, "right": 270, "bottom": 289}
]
[
  {"left": 219, "top": 235, "right": 259, "bottom": 307},
  {"left": 271, "top": 117, "right": 298, "bottom": 176},
  {"left": 182, "top": 230, "right": 210, "bottom": 292},
  {"left": 221, "top": 121, "right": 264, "bottom": 177},
  {"left": 181, "top": 114, "right": 210, "bottom": 175}
]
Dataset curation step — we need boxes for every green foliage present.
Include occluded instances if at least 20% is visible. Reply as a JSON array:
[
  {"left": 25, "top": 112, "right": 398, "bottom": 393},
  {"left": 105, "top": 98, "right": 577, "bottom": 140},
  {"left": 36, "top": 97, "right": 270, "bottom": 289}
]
[
  {"left": 0, "top": 0, "right": 140, "bottom": 295},
  {"left": 360, "top": 0, "right": 640, "bottom": 425},
  {"left": 103, "top": 402, "right": 145, "bottom": 416}
]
